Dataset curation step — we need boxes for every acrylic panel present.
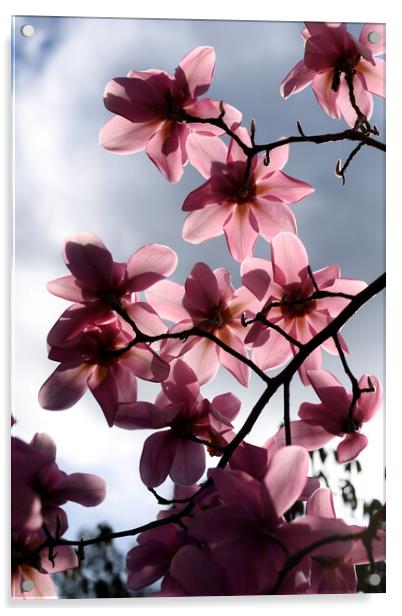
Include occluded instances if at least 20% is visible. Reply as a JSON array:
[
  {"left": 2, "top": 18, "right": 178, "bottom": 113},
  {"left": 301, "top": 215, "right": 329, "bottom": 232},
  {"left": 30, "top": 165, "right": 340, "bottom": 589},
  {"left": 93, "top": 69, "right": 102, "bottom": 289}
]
[{"left": 12, "top": 16, "right": 385, "bottom": 599}]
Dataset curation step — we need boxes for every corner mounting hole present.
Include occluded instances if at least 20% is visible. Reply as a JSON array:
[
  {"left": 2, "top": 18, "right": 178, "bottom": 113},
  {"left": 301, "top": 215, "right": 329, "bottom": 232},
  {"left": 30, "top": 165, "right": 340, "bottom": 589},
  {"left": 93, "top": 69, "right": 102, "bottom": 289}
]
[
  {"left": 368, "top": 31, "right": 381, "bottom": 44},
  {"left": 21, "top": 579, "right": 34, "bottom": 592},
  {"left": 21, "top": 24, "right": 35, "bottom": 37}
]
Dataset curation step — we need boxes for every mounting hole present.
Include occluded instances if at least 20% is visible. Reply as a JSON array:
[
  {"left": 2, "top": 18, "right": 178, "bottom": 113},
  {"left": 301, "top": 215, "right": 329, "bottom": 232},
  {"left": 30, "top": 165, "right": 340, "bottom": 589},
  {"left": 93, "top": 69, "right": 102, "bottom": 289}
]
[
  {"left": 368, "top": 31, "right": 381, "bottom": 44},
  {"left": 20, "top": 24, "right": 35, "bottom": 37},
  {"left": 368, "top": 573, "right": 381, "bottom": 586},
  {"left": 21, "top": 579, "right": 34, "bottom": 592}
]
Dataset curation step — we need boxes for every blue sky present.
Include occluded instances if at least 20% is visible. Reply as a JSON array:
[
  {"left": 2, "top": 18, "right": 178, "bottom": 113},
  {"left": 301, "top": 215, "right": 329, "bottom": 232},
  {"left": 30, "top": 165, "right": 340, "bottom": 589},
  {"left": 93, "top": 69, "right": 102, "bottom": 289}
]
[{"left": 12, "top": 16, "right": 385, "bottom": 554}]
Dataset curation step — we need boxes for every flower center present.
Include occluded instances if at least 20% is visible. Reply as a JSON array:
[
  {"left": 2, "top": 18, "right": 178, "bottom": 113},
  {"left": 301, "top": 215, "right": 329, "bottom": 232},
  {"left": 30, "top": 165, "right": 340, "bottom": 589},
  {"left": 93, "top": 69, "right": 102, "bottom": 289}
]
[
  {"left": 202, "top": 308, "right": 226, "bottom": 331},
  {"left": 281, "top": 288, "right": 316, "bottom": 318}
]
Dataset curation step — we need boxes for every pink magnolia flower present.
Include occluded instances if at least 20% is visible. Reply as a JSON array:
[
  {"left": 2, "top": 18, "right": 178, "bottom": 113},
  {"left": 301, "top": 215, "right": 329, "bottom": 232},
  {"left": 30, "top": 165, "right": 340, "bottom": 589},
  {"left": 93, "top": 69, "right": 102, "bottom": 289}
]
[
  {"left": 241, "top": 232, "right": 366, "bottom": 383},
  {"left": 47, "top": 232, "right": 177, "bottom": 347},
  {"left": 39, "top": 316, "right": 169, "bottom": 426},
  {"left": 274, "top": 370, "right": 383, "bottom": 463},
  {"left": 146, "top": 262, "right": 262, "bottom": 385},
  {"left": 100, "top": 46, "right": 242, "bottom": 182},
  {"left": 12, "top": 433, "right": 105, "bottom": 599},
  {"left": 280, "top": 23, "right": 385, "bottom": 127},
  {"left": 188, "top": 446, "right": 312, "bottom": 594},
  {"left": 304, "top": 488, "right": 385, "bottom": 593},
  {"left": 114, "top": 360, "right": 240, "bottom": 486},
  {"left": 182, "top": 127, "right": 314, "bottom": 262}
]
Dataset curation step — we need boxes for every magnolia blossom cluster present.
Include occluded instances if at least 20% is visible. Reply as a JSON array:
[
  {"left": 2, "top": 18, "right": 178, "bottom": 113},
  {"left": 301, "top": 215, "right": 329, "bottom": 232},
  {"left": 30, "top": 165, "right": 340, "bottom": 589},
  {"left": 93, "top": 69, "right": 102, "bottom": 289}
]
[
  {"left": 12, "top": 21, "right": 386, "bottom": 598},
  {"left": 11, "top": 431, "right": 105, "bottom": 599},
  {"left": 127, "top": 444, "right": 385, "bottom": 596}
]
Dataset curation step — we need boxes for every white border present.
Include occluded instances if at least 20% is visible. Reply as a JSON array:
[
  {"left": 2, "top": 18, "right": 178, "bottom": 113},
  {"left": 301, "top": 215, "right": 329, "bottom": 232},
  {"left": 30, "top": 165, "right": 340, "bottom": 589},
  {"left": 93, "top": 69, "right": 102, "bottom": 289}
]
[{"left": 1, "top": 0, "right": 401, "bottom": 613}]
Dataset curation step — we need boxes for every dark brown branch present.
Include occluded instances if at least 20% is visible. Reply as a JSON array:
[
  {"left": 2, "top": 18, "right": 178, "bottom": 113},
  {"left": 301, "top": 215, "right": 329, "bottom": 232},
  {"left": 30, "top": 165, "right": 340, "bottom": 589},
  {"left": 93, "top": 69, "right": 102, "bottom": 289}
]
[
  {"left": 178, "top": 107, "right": 385, "bottom": 154},
  {"left": 284, "top": 381, "right": 291, "bottom": 446}
]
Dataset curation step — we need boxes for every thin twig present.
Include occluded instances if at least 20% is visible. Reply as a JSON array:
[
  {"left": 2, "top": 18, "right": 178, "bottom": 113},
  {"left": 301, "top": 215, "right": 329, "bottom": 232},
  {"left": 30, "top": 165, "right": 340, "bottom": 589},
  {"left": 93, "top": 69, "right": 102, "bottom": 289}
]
[{"left": 335, "top": 142, "right": 366, "bottom": 185}]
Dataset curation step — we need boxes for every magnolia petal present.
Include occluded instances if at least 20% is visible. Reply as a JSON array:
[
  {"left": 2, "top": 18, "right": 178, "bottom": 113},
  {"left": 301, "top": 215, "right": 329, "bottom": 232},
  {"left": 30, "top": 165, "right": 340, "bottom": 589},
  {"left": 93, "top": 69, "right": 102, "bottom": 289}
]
[
  {"left": 124, "top": 345, "right": 170, "bottom": 382},
  {"left": 304, "top": 35, "right": 341, "bottom": 71},
  {"left": 312, "top": 71, "right": 341, "bottom": 119},
  {"left": 29, "top": 432, "right": 57, "bottom": 461},
  {"left": 127, "top": 539, "right": 174, "bottom": 591},
  {"left": 258, "top": 171, "right": 314, "bottom": 205},
  {"left": 175, "top": 46, "right": 215, "bottom": 99},
  {"left": 127, "top": 302, "right": 167, "bottom": 336},
  {"left": 185, "top": 132, "right": 228, "bottom": 179},
  {"left": 337, "top": 432, "right": 368, "bottom": 463},
  {"left": 145, "top": 280, "right": 187, "bottom": 323},
  {"left": 103, "top": 74, "right": 168, "bottom": 123},
  {"left": 216, "top": 328, "right": 250, "bottom": 386},
  {"left": 50, "top": 472, "right": 106, "bottom": 507},
  {"left": 264, "top": 446, "right": 309, "bottom": 517},
  {"left": 358, "top": 57, "right": 385, "bottom": 98},
  {"left": 38, "top": 362, "right": 92, "bottom": 411},
  {"left": 182, "top": 179, "right": 216, "bottom": 211},
  {"left": 46, "top": 303, "right": 111, "bottom": 347},
  {"left": 297, "top": 346, "right": 323, "bottom": 385},
  {"left": 99, "top": 115, "right": 162, "bottom": 153},
  {"left": 47, "top": 275, "right": 95, "bottom": 303},
  {"left": 275, "top": 420, "right": 334, "bottom": 451},
  {"left": 224, "top": 205, "right": 259, "bottom": 263},
  {"left": 354, "top": 374, "right": 383, "bottom": 423},
  {"left": 181, "top": 338, "right": 220, "bottom": 385},
  {"left": 280, "top": 59, "right": 315, "bottom": 99},
  {"left": 209, "top": 468, "right": 261, "bottom": 509},
  {"left": 241, "top": 257, "right": 273, "bottom": 300},
  {"left": 271, "top": 232, "right": 309, "bottom": 286},
  {"left": 252, "top": 199, "right": 297, "bottom": 241},
  {"left": 252, "top": 328, "right": 292, "bottom": 371},
  {"left": 183, "top": 262, "right": 221, "bottom": 316},
  {"left": 307, "top": 369, "right": 350, "bottom": 410},
  {"left": 298, "top": 401, "right": 345, "bottom": 435},
  {"left": 125, "top": 244, "right": 177, "bottom": 292},
  {"left": 88, "top": 362, "right": 137, "bottom": 426},
  {"left": 169, "top": 545, "right": 230, "bottom": 596},
  {"left": 306, "top": 487, "right": 336, "bottom": 518},
  {"left": 146, "top": 120, "right": 190, "bottom": 183},
  {"left": 62, "top": 232, "right": 114, "bottom": 292},
  {"left": 170, "top": 439, "right": 205, "bottom": 486},
  {"left": 211, "top": 392, "right": 241, "bottom": 423},
  {"left": 162, "top": 359, "right": 200, "bottom": 407},
  {"left": 140, "top": 431, "right": 177, "bottom": 487},
  {"left": 183, "top": 202, "right": 232, "bottom": 244}
]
